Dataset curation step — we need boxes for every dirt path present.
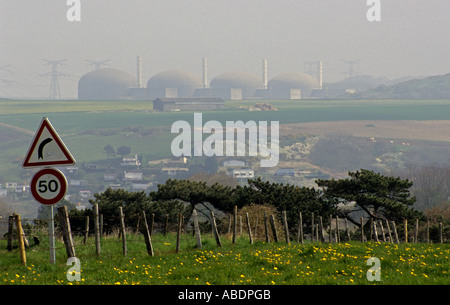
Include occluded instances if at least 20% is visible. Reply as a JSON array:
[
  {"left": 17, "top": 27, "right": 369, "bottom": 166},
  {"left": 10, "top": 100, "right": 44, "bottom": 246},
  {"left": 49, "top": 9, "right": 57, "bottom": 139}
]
[{"left": 0, "top": 122, "right": 34, "bottom": 136}]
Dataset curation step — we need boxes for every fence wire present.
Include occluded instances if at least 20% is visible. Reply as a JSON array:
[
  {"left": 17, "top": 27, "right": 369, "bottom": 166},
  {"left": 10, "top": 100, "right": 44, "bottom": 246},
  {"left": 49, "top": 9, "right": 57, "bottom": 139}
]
[{"left": 0, "top": 211, "right": 447, "bottom": 269}]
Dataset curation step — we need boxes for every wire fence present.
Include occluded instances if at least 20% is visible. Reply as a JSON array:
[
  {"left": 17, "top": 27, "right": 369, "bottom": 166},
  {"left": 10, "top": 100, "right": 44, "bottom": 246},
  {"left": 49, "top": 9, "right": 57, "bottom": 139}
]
[{"left": 1, "top": 204, "right": 447, "bottom": 268}]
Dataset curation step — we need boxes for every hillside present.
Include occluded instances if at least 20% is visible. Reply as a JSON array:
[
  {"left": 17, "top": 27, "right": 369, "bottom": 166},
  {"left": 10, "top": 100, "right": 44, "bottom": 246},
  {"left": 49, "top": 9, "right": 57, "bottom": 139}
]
[
  {"left": 1, "top": 99, "right": 450, "bottom": 218},
  {"left": 348, "top": 73, "right": 450, "bottom": 99}
]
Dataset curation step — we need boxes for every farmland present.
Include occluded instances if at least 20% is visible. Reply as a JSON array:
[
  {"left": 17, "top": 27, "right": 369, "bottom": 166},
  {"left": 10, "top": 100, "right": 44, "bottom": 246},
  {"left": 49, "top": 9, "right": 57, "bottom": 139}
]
[
  {"left": 1, "top": 98, "right": 450, "bottom": 218},
  {"left": 1, "top": 233, "right": 449, "bottom": 285},
  {"left": 1, "top": 98, "right": 450, "bottom": 167}
]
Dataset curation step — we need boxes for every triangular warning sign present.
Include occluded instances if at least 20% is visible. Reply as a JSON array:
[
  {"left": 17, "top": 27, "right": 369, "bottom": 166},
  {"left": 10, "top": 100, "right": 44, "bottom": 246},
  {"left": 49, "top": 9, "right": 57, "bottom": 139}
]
[{"left": 22, "top": 117, "right": 76, "bottom": 168}]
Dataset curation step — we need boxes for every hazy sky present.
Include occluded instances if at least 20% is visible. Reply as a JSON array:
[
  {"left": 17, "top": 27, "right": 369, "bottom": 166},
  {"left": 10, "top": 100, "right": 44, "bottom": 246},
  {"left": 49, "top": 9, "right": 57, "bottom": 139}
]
[{"left": 1, "top": 0, "right": 449, "bottom": 98}]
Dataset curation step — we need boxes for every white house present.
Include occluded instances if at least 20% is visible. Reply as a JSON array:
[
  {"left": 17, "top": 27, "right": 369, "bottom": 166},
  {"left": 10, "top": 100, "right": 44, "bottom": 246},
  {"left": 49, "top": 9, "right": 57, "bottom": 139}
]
[
  {"left": 231, "top": 168, "right": 254, "bottom": 180},
  {"left": 124, "top": 171, "right": 143, "bottom": 181},
  {"left": 121, "top": 154, "right": 141, "bottom": 167},
  {"left": 223, "top": 159, "right": 246, "bottom": 167}
]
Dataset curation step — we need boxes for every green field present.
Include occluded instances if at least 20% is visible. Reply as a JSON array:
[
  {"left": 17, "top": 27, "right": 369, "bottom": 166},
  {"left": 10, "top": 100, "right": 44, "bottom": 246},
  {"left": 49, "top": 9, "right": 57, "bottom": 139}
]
[
  {"left": 1, "top": 98, "right": 450, "bottom": 167},
  {"left": 2, "top": 99, "right": 450, "bottom": 127},
  {"left": 1, "top": 232, "right": 448, "bottom": 285},
  {"left": 1, "top": 98, "right": 450, "bottom": 192}
]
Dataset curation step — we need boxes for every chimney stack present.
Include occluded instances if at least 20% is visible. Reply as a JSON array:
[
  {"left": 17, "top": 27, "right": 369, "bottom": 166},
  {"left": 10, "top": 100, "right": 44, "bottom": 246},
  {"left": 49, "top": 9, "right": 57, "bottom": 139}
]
[
  {"left": 262, "top": 59, "right": 268, "bottom": 89},
  {"left": 317, "top": 60, "right": 323, "bottom": 90},
  {"left": 137, "top": 56, "right": 142, "bottom": 88},
  {"left": 202, "top": 57, "right": 208, "bottom": 88}
]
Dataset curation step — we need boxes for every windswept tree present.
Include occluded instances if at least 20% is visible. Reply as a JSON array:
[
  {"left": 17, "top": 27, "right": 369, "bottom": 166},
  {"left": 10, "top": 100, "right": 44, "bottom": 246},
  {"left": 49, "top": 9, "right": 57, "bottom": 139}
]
[
  {"left": 151, "top": 178, "right": 236, "bottom": 218},
  {"left": 235, "top": 177, "right": 337, "bottom": 230},
  {"left": 316, "top": 169, "right": 423, "bottom": 226}
]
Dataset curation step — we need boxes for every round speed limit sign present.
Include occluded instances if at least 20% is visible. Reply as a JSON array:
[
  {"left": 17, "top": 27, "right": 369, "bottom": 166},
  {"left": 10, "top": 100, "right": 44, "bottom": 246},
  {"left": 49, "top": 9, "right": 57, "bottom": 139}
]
[{"left": 30, "top": 167, "right": 68, "bottom": 205}]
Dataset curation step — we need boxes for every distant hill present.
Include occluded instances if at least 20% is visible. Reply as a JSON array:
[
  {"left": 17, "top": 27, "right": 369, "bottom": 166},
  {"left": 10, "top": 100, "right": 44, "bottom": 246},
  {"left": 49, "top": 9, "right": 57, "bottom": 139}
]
[
  {"left": 325, "top": 75, "right": 391, "bottom": 92},
  {"left": 346, "top": 73, "right": 450, "bottom": 99}
]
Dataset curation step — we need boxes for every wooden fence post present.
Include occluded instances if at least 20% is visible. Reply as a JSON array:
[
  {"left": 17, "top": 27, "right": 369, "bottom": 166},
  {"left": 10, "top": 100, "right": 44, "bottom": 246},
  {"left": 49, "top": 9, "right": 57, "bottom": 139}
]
[
  {"left": 414, "top": 218, "right": 419, "bottom": 243},
  {"left": 385, "top": 219, "right": 393, "bottom": 243},
  {"left": 14, "top": 214, "right": 26, "bottom": 266},
  {"left": 7, "top": 214, "right": 14, "bottom": 251},
  {"left": 269, "top": 214, "right": 279, "bottom": 242},
  {"left": 119, "top": 206, "right": 127, "bottom": 256},
  {"left": 192, "top": 209, "right": 202, "bottom": 249},
  {"left": 373, "top": 219, "right": 379, "bottom": 242},
  {"left": 439, "top": 222, "right": 443, "bottom": 244},
  {"left": 297, "top": 212, "right": 303, "bottom": 244},
  {"left": 239, "top": 215, "right": 243, "bottom": 236},
  {"left": 176, "top": 213, "right": 183, "bottom": 253},
  {"left": 254, "top": 218, "right": 258, "bottom": 240},
  {"left": 311, "top": 212, "right": 315, "bottom": 242},
  {"left": 83, "top": 216, "right": 89, "bottom": 245},
  {"left": 315, "top": 224, "right": 319, "bottom": 241},
  {"left": 404, "top": 219, "right": 408, "bottom": 243},
  {"left": 426, "top": 219, "right": 430, "bottom": 244},
  {"left": 210, "top": 211, "right": 222, "bottom": 247},
  {"left": 369, "top": 219, "right": 373, "bottom": 242},
  {"left": 391, "top": 221, "right": 399, "bottom": 244},
  {"left": 335, "top": 216, "right": 340, "bottom": 243},
  {"left": 264, "top": 212, "right": 270, "bottom": 243},
  {"left": 57, "top": 206, "right": 76, "bottom": 258},
  {"left": 329, "top": 215, "right": 333, "bottom": 243},
  {"left": 282, "top": 211, "right": 289, "bottom": 243},
  {"left": 344, "top": 218, "right": 351, "bottom": 241},
  {"left": 94, "top": 204, "right": 101, "bottom": 255},
  {"left": 141, "top": 211, "right": 154, "bottom": 256},
  {"left": 360, "top": 217, "right": 364, "bottom": 243},
  {"left": 232, "top": 206, "right": 238, "bottom": 244},
  {"left": 136, "top": 215, "right": 141, "bottom": 234},
  {"left": 246, "top": 212, "right": 253, "bottom": 244},
  {"left": 319, "top": 216, "right": 325, "bottom": 242},
  {"left": 379, "top": 220, "right": 386, "bottom": 242}
]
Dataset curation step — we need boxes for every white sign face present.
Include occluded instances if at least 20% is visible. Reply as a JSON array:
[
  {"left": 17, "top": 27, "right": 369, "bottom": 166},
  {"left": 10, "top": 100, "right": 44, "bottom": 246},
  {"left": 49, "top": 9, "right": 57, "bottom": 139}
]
[
  {"left": 30, "top": 168, "right": 68, "bottom": 205},
  {"left": 22, "top": 117, "right": 76, "bottom": 168}
]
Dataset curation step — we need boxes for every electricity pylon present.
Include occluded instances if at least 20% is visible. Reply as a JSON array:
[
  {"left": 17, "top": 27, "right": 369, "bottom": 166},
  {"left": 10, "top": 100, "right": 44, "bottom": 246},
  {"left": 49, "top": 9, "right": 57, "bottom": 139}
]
[{"left": 42, "top": 59, "right": 70, "bottom": 99}]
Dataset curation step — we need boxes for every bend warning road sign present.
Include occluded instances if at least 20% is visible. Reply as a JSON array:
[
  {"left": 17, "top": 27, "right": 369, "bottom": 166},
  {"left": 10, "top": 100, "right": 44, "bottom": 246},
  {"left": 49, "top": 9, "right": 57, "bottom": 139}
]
[
  {"left": 22, "top": 117, "right": 76, "bottom": 168},
  {"left": 30, "top": 167, "right": 68, "bottom": 205}
]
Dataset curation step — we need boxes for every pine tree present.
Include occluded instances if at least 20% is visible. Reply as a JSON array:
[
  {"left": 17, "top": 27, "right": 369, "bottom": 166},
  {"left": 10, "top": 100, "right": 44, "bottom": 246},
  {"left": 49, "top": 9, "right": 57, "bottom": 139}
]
[{"left": 316, "top": 169, "right": 423, "bottom": 226}]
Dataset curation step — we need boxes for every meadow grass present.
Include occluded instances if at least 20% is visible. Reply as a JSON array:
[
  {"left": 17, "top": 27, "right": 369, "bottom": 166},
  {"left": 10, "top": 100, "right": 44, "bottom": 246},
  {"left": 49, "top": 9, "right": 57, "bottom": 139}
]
[{"left": 1, "top": 232, "right": 448, "bottom": 285}]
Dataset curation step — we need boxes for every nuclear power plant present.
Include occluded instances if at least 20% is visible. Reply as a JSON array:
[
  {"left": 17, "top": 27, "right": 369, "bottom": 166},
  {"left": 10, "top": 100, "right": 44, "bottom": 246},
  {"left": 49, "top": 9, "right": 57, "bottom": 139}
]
[{"left": 77, "top": 58, "right": 326, "bottom": 101}]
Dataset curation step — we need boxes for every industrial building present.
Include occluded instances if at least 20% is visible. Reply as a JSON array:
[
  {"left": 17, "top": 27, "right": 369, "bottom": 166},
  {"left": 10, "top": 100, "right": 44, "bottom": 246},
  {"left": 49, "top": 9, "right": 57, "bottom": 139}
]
[
  {"left": 153, "top": 98, "right": 225, "bottom": 112},
  {"left": 210, "top": 71, "right": 263, "bottom": 100},
  {"left": 77, "top": 58, "right": 327, "bottom": 102},
  {"left": 267, "top": 72, "right": 319, "bottom": 99},
  {"left": 146, "top": 70, "right": 203, "bottom": 100},
  {"left": 78, "top": 68, "right": 137, "bottom": 100}
]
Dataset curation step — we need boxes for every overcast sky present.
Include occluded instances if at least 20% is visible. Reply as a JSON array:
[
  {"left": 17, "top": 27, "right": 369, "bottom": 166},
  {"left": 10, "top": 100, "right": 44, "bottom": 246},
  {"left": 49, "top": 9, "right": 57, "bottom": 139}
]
[{"left": 1, "top": 0, "right": 449, "bottom": 98}]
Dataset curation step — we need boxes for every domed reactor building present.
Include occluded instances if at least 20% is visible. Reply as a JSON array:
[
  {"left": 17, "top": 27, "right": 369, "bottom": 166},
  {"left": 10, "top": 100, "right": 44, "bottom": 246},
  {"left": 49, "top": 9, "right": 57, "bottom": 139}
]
[
  {"left": 210, "top": 71, "right": 263, "bottom": 100},
  {"left": 268, "top": 72, "right": 319, "bottom": 99},
  {"left": 146, "top": 70, "right": 203, "bottom": 100},
  {"left": 77, "top": 58, "right": 325, "bottom": 101},
  {"left": 78, "top": 68, "right": 137, "bottom": 100}
]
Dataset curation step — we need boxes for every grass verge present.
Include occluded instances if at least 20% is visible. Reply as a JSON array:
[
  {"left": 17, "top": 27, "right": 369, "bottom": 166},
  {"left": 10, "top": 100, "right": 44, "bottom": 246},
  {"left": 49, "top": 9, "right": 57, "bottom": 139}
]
[{"left": 1, "top": 232, "right": 448, "bottom": 285}]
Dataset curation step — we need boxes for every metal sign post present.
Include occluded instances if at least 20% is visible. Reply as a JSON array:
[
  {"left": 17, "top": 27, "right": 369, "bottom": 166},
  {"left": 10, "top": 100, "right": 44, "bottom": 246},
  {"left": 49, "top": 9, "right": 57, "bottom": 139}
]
[
  {"left": 49, "top": 205, "right": 56, "bottom": 264},
  {"left": 30, "top": 167, "right": 67, "bottom": 264}
]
